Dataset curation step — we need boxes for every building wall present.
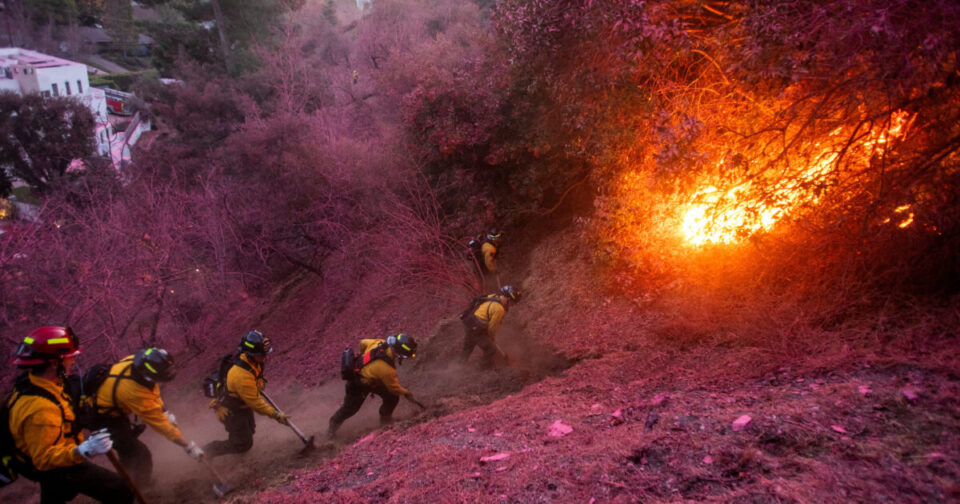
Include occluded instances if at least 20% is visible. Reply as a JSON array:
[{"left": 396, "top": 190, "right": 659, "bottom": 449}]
[{"left": 34, "top": 64, "right": 89, "bottom": 97}]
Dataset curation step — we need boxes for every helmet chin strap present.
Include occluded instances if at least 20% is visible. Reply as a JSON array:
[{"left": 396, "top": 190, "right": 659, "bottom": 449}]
[{"left": 56, "top": 358, "right": 68, "bottom": 383}]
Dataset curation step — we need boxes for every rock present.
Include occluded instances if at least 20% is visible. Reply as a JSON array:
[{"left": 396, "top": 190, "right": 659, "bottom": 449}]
[
  {"left": 858, "top": 385, "right": 872, "bottom": 395},
  {"left": 702, "top": 455, "right": 713, "bottom": 464},
  {"left": 901, "top": 388, "right": 919, "bottom": 401},
  {"left": 650, "top": 394, "right": 669, "bottom": 406},
  {"left": 610, "top": 409, "right": 624, "bottom": 427},
  {"left": 480, "top": 453, "right": 511, "bottom": 463},
  {"left": 548, "top": 420, "right": 573, "bottom": 437},
  {"left": 830, "top": 425, "right": 847, "bottom": 433},
  {"left": 644, "top": 413, "right": 659, "bottom": 432},
  {"left": 732, "top": 415, "right": 752, "bottom": 432}
]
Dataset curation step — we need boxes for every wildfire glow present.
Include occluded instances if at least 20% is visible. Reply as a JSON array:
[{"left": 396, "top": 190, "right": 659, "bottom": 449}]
[
  {"left": 681, "top": 112, "right": 912, "bottom": 246},
  {"left": 894, "top": 204, "right": 914, "bottom": 228}
]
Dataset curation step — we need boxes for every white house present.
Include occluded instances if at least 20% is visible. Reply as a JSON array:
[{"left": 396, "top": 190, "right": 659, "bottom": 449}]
[
  {"left": 0, "top": 47, "right": 148, "bottom": 166},
  {"left": 0, "top": 47, "right": 93, "bottom": 101}
]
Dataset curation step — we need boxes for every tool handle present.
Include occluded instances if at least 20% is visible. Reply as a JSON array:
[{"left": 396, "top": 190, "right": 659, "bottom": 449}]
[
  {"left": 200, "top": 456, "right": 226, "bottom": 485},
  {"left": 106, "top": 449, "right": 150, "bottom": 504},
  {"left": 406, "top": 396, "right": 427, "bottom": 410},
  {"left": 261, "top": 391, "right": 310, "bottom": 444},
  {"left": 288, "top": 421, "right": 309, "bottom": 443}
]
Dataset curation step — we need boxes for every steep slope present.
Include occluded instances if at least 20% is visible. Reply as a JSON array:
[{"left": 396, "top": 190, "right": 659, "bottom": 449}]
[
  {"left": 3, "top": 229, "right": 956, "bottom": 504},
  {"left": 236, "top": 236, "right": 959, "bottom": 503}
]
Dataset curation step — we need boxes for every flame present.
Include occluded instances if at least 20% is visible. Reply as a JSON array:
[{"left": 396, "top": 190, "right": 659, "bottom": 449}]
[
  {"left": 894, "top": 204, "right": 914, "bottom": 228},
  {"left": 681, "top": 112, "right": 912, "bottom": 245}
]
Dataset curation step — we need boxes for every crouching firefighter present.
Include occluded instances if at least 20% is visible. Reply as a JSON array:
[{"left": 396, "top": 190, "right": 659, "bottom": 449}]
[
  {"left": 203, "top": 331, "right": 289, "bottom": 458},
  {"left": 4, "top": 326, "right": 133, "bottom": 504},
  {"left": 459, "top": 285, "right": 522, "bottom": 368},
  {"left": 86, "top": 348, "right": 203, "bottom": 485},
  {"left": 328, "top": 334, "right": 418, "bottom": 438}
]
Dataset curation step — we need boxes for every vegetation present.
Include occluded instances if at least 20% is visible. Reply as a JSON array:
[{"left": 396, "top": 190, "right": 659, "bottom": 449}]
[
  {"left": 0, "top": 92, "right": 96, "bottom": 195},
  {"left": 2, "top": 0, "right": 956, "bottom": 365},
  {"left": 1, "top": 1, "right": 958, "bottom": 502}
]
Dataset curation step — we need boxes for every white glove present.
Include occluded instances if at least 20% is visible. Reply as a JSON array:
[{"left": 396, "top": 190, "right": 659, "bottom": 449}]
[
  {"left": 164, "top": 411, "right": 178, "bottom": 426},
  {"left": 184, "top": 440, "right": 204, "bottom": 460},
  {"left": 77, "top": 430, "right": 113, "bottom": 459}
]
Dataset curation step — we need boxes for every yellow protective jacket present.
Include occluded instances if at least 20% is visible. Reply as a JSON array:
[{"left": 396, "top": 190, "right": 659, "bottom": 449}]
[
  {"left": 6, "top": 374, "right": 86, "bottom": 471},
  {"left": 95, "top": 356, "right": 182, "bottom": 442},
  {"left": 224, "top": 354, "right": 277, "bottom": 418},
  {"left": 357, "top": 339, "right": 411, "bottom": 398},
  {"left": 472, "top": 296, "right": 507, "bottom": 342},
  {"left": 481, "top": 242, "right": 498, "bottom": 273}
]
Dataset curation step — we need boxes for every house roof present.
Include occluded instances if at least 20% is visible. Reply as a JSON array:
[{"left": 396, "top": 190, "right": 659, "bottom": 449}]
[{"left": 79, "top": 27, "right": 113, "bottom": 44}]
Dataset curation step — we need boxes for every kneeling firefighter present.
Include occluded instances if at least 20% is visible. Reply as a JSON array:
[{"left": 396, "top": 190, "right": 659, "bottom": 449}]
[
  {"left": 328, "top": 334, "right": 418, "bottom": 437},
  {"left": 204, "top": 331, "right": 289, "bottom": 458},
  {"left": 4, "top": 326, "right": 133, "bottom": 504},
  {"left": 87, "top": 347, "right": 204, "bottom": 485}
]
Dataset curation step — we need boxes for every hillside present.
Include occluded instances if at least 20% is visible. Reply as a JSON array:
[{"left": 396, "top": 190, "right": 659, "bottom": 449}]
[
  {"left": 204, "top": 233, "right": 960, "bottom": 503},
  {"left": 2, "top": 0, "right": 959, "bottom": 503},
  {"left": 7, "top": 225, "right": 945, "bottom": 504}
]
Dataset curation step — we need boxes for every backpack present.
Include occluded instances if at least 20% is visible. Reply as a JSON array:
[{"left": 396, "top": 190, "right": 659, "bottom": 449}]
[
  {"left": 459, "top": 293, "right": 501, "bottom": 321},
  {"left": 1, "top": 374, "right": 69, "bottom": 486},
  {"left": 66, "top": 363, "right": 112, "bottom": 428},
  {"left": 341, "top": 342, "right": 395, "bottom": 380},
  {"left": 340, "top": 347, "right": 358, "bottom": 380},
  {"left": 467, "top": 236, "right": 486, "bottom": 268},
  {"left": 203, "top": 353, "right": 239, "bottom": 400},
  {"left": 202, "top": 353, "right": 260, "bottom": 404},
  {"left": 360, "top": 343, "right": 395, "bottom": 369}
]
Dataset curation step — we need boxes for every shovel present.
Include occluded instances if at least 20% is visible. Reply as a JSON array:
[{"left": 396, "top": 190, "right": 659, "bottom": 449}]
[
  {"left": 106, "top": 449, "right": 150, "bottom": 504},
  {"left": 261, "top": 391, "right": 316, "bottom": 454},
  {"left": 405, "top": 396, "right": 427, "bottom": 410},
  {"left": 199, "top": 456, "right": 235, "bottom": 498}
]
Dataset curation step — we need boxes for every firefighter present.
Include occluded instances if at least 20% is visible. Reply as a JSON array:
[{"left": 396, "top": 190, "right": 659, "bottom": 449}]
[
  {"left": 327, "top": 334, "right": 418, "bottom": 438},
  {"left": 472, "top": 228, "right": 503, "bottom": 290},
  {"left": 203, "top": 331, "right": 289, "bottom": 458},
  {"left": 6, "top": 326, "right": 133, "bottom": 504},
  {"left": 460, "top": 285, "right": 522, "bottom": 367},
  {"left": 89, "top": 347, "right": 204, "bottom": 485}
]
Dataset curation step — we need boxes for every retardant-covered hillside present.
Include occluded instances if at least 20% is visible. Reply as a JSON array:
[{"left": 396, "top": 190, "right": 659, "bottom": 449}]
[{"left": 2, "top": 0, "right": 959, "bottom": 503}]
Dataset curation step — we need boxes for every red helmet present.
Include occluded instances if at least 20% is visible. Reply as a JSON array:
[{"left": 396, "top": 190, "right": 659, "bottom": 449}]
[{"left": 12, "top": 326, "right": 81, "bottom": 366}]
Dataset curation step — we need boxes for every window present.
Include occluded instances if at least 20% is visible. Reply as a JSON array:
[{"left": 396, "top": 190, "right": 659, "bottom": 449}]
[
  {"left": 41, "top": 90, "right": 51, "bottom": 97},
  {"left": 65, "top": 81, "right": 71, "bottom": 95},
  {"left": 51, "top": 83, "right": 59, "bottom": 96},
  {"left": 77, "top": 80, "right": 83, "bottom": 94}
]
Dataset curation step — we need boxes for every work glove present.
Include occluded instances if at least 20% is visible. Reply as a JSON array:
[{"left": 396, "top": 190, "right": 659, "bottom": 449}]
[
  {"left": 164, "top": 411, "right": 178, "bottom": 427},
  {"left": 184, "top": 441, "right": 204, "bottom": 461},
  {"left": 77, "top": 430, "right": 113, "bottom": 459},
  {"left": 273, "top": 410, "right": 290, "bottom": 426},
  {"left": 209, "top": 399, "right": 229, "bottom": 422}
]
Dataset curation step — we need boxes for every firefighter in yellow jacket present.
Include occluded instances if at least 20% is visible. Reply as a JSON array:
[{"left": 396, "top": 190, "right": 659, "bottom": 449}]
[
  {"left": 5, "top": 326, "right": 133, "bottom": 504},
  {"left": 204, "top": 331, "right": 289, "bottom": 458},
  {"left": 460, "top": 285, "right": 521, "bottom": 367},
  {"left": 470, "top": 229, "right": 502, "bottom": 290},
  {"left": 89, "top": 347, "right": 203, "bottom": 484},
  {"left": 327, "top": 334, "right": 418, "bottom": 437}
]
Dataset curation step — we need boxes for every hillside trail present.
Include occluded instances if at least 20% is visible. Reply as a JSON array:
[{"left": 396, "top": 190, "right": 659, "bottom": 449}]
[{"left": 102, "top": 313, "right": 572, "bottom": 503}]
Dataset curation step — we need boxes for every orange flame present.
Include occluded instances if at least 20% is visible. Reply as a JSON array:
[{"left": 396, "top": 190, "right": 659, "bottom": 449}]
[{"left": 681, "top": 112, "right": 912, "bottom": 245}]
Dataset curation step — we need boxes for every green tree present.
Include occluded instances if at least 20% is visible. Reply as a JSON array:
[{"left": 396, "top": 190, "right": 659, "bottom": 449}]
[
  {"left": 22, "top": 0, "right": 79, "bottom": 24},
  {"left": 0, "top": 92, "right": 96, "bottom": 193},
  {"left": 103, "top": 0, "right": 137, "bottom": 57}
]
